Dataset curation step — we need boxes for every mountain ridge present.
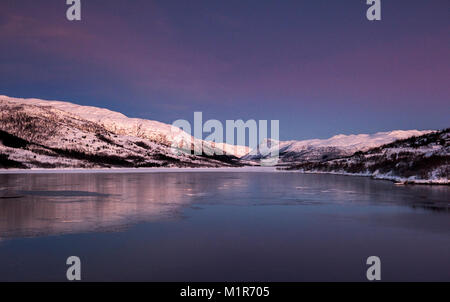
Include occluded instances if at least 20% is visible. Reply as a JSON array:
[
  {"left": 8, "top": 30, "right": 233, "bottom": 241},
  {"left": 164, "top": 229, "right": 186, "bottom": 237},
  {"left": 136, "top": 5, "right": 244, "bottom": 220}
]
[
  {"left": 0, "top": 95, "right": 245, "bottom": 169},
  {"left": 284, "top": 129, "right": 449, "bottom": 184},
  {"left": 0, "top": 95, "right": 250, "bottom": 158},
  {"left": 244, "top": 129, "right": 433, "bottom": 163}
]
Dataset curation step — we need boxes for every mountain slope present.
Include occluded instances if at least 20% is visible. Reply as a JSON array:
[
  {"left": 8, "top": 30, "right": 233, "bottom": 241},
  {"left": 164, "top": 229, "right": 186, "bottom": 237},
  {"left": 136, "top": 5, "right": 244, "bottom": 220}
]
[
  {"left": 0, "top": 95, "right": 250, "bottom": 157},
  {"left": 285, "top": 129, "right": 449, "bottom": 184},
  {"left": 243, "top": 130, "right": 432, "bottom": 163},
  {"left": 0, "top": 95, "right": 245, "bottom": 169}
]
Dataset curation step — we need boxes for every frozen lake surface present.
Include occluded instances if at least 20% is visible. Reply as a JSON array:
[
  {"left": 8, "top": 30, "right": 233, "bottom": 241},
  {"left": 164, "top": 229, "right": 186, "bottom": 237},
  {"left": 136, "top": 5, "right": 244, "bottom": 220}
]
[{"left": 0, "top": 171, "right": 449, "bottom": 281}]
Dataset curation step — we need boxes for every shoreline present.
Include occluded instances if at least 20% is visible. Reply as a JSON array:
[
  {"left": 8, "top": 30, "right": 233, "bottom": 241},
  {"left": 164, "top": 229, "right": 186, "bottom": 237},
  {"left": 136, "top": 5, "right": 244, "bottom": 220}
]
[
  {"left": 0, "top": 166, "right": 447, "bottom": 185},
  {"left": 0, "top": 166, "right": 278, "bottom": 174},
  {"left": 283, "top": 169, "right": 449, "bottom": 185}
]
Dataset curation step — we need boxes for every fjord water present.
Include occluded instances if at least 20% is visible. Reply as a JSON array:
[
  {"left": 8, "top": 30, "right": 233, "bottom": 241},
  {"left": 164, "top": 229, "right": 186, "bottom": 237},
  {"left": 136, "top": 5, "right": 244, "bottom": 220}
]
[{"left": 0, "top": 171, "right": 449, "bottom": 281}]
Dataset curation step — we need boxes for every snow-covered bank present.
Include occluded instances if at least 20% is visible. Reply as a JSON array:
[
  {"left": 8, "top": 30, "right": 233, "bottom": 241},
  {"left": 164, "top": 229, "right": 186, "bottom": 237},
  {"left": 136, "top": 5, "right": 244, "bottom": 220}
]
[
  {"left": 289, "top": 169, "right": 449, "bottom": 185},
  {"left": 0, "top": 166, "right": 278, "bottom": 174}
]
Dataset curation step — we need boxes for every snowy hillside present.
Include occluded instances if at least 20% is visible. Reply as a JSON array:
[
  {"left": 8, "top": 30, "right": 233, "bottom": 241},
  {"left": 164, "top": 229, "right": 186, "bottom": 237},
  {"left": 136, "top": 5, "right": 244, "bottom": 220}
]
[
  {"left": 0, "top": 95, "right": 250, "bottom": 158},
  {"left": 243, "top": 130, "right": 432, "bottom": 163},
  {"left": 285, "top": 129, "right": 450, "bottom": 184},
  {"left": 0, "top": 95, "right": 245, "bottom": 169}
]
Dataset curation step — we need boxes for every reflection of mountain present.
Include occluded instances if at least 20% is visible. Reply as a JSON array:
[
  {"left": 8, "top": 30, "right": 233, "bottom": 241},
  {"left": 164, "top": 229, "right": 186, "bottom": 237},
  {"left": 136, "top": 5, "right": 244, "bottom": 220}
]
[
  {"left": 0, "top": 171, "right": 267, "bottom": 240},
  {"left": 1, "top": 171, "right": 448, "bottom": 241},
  {"left": 0, "top": 173, "right": 201, "bottom": 239}
]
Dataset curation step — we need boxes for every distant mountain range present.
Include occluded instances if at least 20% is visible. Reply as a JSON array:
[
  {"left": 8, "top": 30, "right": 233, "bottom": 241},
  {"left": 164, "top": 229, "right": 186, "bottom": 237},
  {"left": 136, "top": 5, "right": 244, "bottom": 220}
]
[{"left": 243, "top": 130, "right": 432, "bottom": 163}]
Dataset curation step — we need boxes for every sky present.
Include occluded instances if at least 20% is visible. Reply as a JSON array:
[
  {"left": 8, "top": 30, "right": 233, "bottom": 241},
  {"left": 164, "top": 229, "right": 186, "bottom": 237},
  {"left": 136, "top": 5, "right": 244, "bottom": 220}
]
[{"left": 0, "top": 0, "right": 449, "bottom": 141}]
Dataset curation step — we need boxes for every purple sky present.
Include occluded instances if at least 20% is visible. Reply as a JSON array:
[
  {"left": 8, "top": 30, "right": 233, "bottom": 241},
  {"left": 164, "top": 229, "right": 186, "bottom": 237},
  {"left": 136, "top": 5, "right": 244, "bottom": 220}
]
[{"left": 0, "top": 0, "right": 449, "bottom": 140}]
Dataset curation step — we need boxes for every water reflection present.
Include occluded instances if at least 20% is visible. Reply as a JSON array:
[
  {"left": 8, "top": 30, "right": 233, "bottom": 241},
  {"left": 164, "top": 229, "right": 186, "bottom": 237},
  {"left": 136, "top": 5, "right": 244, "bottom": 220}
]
[
  {"left": 0, "top": 172, "right": 449, "bottom": 240},
  {"left": 0, "top": 173, "right": 197, "bottom": 239}
]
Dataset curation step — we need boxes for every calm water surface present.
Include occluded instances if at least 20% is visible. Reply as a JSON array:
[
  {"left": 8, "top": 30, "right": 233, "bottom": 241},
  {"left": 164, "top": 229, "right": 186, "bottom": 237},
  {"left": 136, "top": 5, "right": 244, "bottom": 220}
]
[{"left": 0, "top": 171, "right": 449, "bottom": 281}]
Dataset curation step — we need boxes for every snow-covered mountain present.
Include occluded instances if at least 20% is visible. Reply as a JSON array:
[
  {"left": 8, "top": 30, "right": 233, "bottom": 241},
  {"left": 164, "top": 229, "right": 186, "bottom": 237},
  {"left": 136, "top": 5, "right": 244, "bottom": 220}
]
[
  {"left": 0, "top": 95, "right": 248, "bottom": 169},
  {"left": 243, "top": 130, "right": 433, "bottom": 163},
  {"left": 0, "top": 94, "right": 441, "bottom": 174},
  {"left": 0, "top": 95, "right": 250, "bottom": 156},
  {"left": 285, "top": 129, "right": 449, "bottom": 184}
]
